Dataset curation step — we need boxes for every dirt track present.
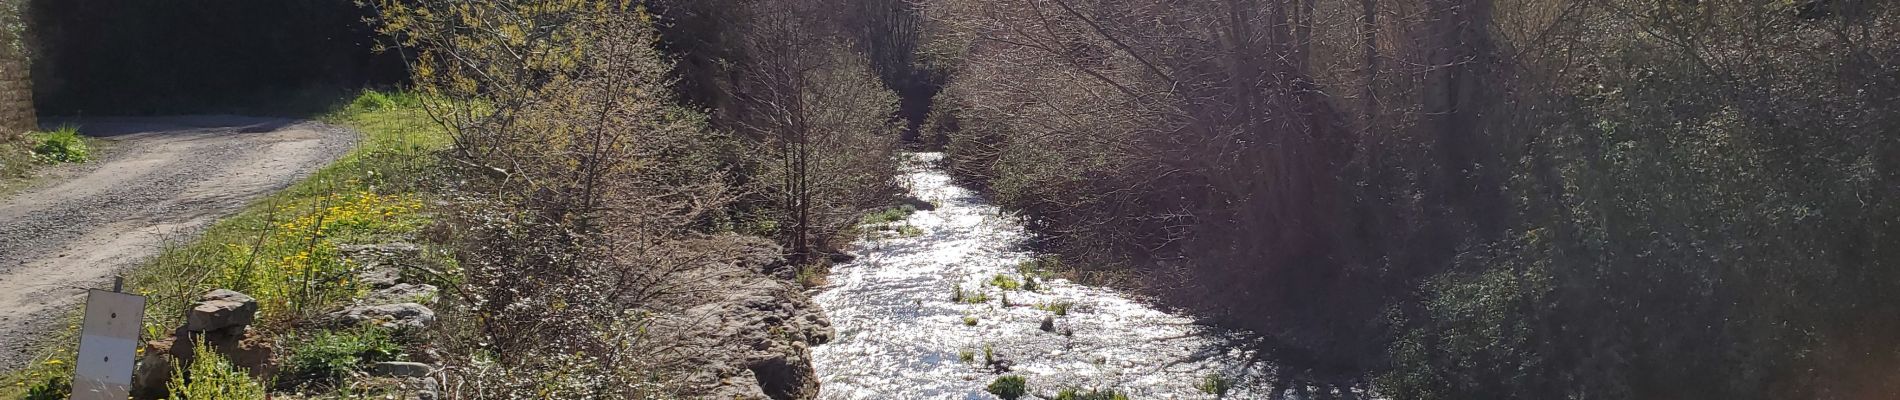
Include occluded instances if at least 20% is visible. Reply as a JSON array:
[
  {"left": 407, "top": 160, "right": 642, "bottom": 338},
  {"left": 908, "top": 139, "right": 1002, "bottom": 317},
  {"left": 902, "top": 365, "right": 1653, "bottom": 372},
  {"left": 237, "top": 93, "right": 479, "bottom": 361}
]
[{"left": 0, "top": 116, "right": 356, "bottom": 369}]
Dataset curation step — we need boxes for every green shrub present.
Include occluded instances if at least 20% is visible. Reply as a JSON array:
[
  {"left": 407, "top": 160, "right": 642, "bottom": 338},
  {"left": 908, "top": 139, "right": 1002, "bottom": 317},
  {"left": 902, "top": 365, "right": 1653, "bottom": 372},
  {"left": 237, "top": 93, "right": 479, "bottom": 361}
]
[
  {"left": 986, "top": 375, "right": 1028, "bottom": 400},
  {"left": 1197, "top": 374, "right": 1233, "bottom": 397},
  {"left": 280, "top": 328, "right": 402, "bottom": 389},
  {"left": 1035, "top": 301, "right": 1073, "bottom": 316},
  {"left": 29, "top": 126, "right": 89, "bottom": 164},
  {"left": 1056, "top": 387, "right": 1129, "bottom": 400},
  {"left": 168, "top": 340, "right": 267, "bottom": 400},
  {"left": 21, "top": 376, "right": 68, "bottom": 400},
  {"left": 989, "top": 274, "right": 1021, "bottom": 290}
]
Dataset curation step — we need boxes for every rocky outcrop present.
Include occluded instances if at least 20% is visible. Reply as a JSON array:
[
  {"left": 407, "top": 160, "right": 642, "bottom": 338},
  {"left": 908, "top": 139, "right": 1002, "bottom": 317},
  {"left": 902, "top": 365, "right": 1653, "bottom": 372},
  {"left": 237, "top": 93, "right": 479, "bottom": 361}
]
[{"left": 653, "top": 236, "right": 836, "bottom": 400}]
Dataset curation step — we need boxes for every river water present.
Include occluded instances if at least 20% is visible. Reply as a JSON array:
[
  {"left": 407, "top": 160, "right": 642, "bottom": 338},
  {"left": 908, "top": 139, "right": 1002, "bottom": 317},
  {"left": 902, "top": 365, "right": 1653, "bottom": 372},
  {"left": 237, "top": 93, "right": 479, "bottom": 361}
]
[{"left": 811, "top": 153, "right": 1302, "bottom": 399}]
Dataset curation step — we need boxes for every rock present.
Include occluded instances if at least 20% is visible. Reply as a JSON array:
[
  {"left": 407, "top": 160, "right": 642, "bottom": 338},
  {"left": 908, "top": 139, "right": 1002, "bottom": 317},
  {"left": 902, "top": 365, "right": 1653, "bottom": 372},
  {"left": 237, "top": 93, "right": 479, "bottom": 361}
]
[
  {"left": 825, "top": 251, "right": 857, "bottom": 264},
  {"left": 185, "top": 289, "right": 257, "bottom": 332},
  {"left": 651, "top": 236, "right": 835, "bottom": 400},
  {"left": 364, "top": 283, "right": 439, "bottom": 305},
  {"left": 1040, "top": 316, "right": 1056, "bottom": 332},
  {"left": 329, "top": 303, "right": 436, "bottom": 330},
  {"left": 341, "top": 242, "right": 426, "bottom": 289},
  {"left": 371, "top": 361, "right": 436, "bottom": 378}
]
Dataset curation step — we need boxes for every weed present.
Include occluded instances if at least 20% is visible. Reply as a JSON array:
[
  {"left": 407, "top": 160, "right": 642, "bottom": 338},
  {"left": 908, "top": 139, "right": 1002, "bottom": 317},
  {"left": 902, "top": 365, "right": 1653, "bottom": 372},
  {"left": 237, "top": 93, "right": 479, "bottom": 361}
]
[
  {"left": 1056, "top": 387, "right": 1130, "bottom": 400},
  {"left": 795, "top": 264, "right": 828, "bottom": 288},
  {"left": 964, "top": 315, "right": 979, "bottom": 326},
  {"left": 1022, "top": 275, "right": 1040, "bottom": 291},
  {"left": 169, "top": 339, "right": 268, "bottom": 400},
  {"left": 28, "top": 126, "right": 89, "bottom": 164},
  {"left": 959, "top": 349, "right": 976, "bottom": 363},
  {"left": 860, "top": 204, "right": 916, "bottom": 226},
  {"left": 987, "top": 375, "right": 1029, "bottom": 400},
  {"left": 280, "top": 327, "right": 403, "bottom": 389},
  {"left": 963, "top": 290, "right": 991, "bottom": 304},
  {"left": 20, "top": 376, "right": 67, "bottom": 400},
  {"left": 1035, "top": 301, "right": 1074, "bottom": 316},
  {"left": 983, "top": 343, "right": 996, "bottom": 365},
  {"left": 989, "top": 274, "right": 1022, "bottom": 290},
  {"left": 896, "top": 224, "right": 924, "bottom": 237},
  {"left": 1198, "top": 373, "right": 1234, "bottom": 397},
  {"left": 952, "top": 283, "right": 965, "bottom": 302}
]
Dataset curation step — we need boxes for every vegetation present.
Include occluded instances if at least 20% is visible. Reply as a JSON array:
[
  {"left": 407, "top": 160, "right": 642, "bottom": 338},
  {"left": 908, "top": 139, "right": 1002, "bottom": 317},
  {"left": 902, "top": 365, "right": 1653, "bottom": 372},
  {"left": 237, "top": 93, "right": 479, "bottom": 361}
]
[
  {"left": 920, "top": 0, "right": 1900, "bottom": 396},
  {"left": 988, "top": 274, "right": 1021, "bottom": 290},
  {"left": 986, "top": 375, "right": 1028, "bottom": 400},
  {"left": 279, "top": 327, "right": 403, "bottom": 390},
  {"left": 0, "top": 90, "right": 443, "bottom": 398},
  {"left": 1055, "top": 387, "right": 1130, "bottom": 400},
  {"left": 25, "top": 126, "right": 87, "bottom": 163},
  {"left": 166, "top": 340, "right": 269, "bottom": 400}
]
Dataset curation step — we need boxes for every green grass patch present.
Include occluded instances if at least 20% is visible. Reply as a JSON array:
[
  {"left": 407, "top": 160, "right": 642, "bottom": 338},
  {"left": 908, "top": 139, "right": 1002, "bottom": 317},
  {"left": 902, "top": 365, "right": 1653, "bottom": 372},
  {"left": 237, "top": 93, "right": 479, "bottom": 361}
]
[
  {"left": 0, "top": 90, "right": 448, "bottom": 397},
  {"left": 989, "top": 273, "right": 1022, "bottom": 290},
  {"left": 279, "top": 327, "right": 403, "bottom": 390},
  {"left": 27, "top": 126, "right": 90, "bottom": 164},
  {"left": 1056, "top": 387, "right": 1130, "bottom": 400},
  {"left": 1035, "top": 300, "right": 1074, "bottom": 316}
]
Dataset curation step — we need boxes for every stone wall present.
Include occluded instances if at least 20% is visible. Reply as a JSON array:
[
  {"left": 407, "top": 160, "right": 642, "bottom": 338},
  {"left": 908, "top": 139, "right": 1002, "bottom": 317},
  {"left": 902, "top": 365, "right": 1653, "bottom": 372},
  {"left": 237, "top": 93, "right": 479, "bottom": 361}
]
[{"left": 0, "top": 0, "right": 32, "bottom": 139}]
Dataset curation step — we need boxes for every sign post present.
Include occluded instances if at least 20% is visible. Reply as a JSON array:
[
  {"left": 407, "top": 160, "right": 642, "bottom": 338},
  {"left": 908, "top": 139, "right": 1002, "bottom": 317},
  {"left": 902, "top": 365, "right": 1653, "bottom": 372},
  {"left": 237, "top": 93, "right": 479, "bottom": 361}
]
[{"left": 70, "top": 283, "right": 144, "bottom": 400}]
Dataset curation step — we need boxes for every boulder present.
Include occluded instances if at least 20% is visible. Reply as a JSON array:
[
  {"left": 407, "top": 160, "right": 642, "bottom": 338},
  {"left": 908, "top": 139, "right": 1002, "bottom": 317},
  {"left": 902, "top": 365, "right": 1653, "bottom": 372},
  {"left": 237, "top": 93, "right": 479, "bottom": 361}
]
[
  {"left": 185, "top": 289, "right": 257, "bottom": 332},
  {"left": 328, "top": 303, "right": 436, "bottom": 330}
]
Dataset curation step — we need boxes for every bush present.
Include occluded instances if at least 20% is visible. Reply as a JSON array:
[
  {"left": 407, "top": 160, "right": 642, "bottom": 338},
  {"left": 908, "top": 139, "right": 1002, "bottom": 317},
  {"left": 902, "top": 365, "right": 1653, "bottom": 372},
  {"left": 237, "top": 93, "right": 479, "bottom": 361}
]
[
  {"left": 988, "top": 274, "right": 1021, "bottom": 290},
  {"left": 168, "top": 340, "right": 267, "bottom": 400},
  {"left": 280, "top": 328, "right": 402, "bottom": 389},
  {"left": 28, "top": 126, "right": 88, "bottom": 164},
  {"left": 986, "top": 375, "right": 1028, "bottom": 400},
  {"left": 1197, "top": 374, "right": 1233, "bottom": 397}
]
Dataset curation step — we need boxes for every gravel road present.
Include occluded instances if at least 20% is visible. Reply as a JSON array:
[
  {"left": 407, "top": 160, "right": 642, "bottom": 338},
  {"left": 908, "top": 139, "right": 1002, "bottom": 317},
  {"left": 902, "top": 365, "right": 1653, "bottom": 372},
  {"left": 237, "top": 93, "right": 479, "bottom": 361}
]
[{"left": 0, "top": 116, "right": 356, "bottom": 370}]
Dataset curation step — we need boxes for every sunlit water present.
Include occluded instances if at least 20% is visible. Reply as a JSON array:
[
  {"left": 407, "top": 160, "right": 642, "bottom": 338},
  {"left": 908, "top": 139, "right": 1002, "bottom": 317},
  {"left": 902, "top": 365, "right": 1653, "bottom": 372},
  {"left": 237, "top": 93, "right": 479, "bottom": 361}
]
[{"left": 811, "top": 153, "right": 1296, "bottom": 399}]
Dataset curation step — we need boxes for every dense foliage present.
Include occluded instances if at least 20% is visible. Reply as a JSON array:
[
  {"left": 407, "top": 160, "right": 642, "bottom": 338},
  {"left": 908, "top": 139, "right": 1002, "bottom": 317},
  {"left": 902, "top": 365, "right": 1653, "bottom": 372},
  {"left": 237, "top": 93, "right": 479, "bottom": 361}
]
[{"left": 919, "top": 0, "right": 1900, "bottom": 397}]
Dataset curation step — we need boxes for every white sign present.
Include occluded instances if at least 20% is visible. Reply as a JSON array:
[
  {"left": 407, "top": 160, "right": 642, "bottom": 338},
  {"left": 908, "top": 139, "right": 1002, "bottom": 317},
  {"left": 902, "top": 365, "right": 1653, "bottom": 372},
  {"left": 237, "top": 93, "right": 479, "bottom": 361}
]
[{"left": 71, "top": 289, "right": 145, "bottom": 400}]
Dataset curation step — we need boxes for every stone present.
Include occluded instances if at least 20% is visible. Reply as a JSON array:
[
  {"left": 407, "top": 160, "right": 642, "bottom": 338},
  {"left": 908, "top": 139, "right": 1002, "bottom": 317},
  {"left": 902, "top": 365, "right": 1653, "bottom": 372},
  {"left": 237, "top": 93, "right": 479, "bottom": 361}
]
[
  {"left": 371, "top": 361, "right": 436, "bottom": 378},
  {"left": 329, "top": 302, "right": 436, "bottom": 330},
  {"left": 185, "top": 289, "right": 257, "bottom": 332},
  {"left": 341, "top": 242, "right": 426, "bottom": 289},
  {"left": 364, "top": 283, "right": 439, "bottom": 305}
]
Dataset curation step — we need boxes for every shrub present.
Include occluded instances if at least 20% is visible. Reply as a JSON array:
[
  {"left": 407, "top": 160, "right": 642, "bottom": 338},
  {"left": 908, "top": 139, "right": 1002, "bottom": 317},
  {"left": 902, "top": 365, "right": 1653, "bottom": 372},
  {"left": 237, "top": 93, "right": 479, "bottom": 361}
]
[
  {"left": 986, "top": 375, "right": 1028, "bottom": 400},
  {"left": 168, "top": 340, "right": 267, "bottom": 400},
  {"left": 280, "top": 327, "right": 402, "bottom": 389},
  {"left": 988, "top": 274, "right": 1021, "bottom": 290},
  {"left": 21, "top": 376, "right": 68, "bottom": 400},
  {"left": 29, "top": 126, "right": 88, "bottom": 164},
  {"left": 1197, "top": 374, "right": 1233, "bottom": 397}
]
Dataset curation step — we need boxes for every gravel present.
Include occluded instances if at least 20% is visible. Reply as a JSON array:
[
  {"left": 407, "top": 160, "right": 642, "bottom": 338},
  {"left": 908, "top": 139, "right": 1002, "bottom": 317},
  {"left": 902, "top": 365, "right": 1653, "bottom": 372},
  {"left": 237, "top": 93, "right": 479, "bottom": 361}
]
[{"left": 0, "top": 115, "right": 357, "bottom": 370}]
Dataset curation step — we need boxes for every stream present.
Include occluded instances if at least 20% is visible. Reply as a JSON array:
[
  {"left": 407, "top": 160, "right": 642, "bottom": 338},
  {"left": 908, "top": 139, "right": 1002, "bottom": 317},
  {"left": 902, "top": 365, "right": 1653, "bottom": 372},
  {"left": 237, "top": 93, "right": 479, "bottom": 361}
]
[{"left": 810, "top": 153, "right": 1297, "bottom": 399}]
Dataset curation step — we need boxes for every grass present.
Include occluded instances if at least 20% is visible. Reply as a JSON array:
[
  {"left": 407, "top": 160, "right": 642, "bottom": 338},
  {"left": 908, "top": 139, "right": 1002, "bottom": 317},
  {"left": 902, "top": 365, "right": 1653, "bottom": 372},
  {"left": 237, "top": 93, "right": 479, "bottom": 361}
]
[
  {"left": 0, "top": 125, "right": 104, "bottom": 197},
  {"left": 1055, "top": 387, "right": 1130, "bottom": 400},
  {"left": 279, "top": 327, "right": 403, "bottom": 391},
  {"left": 989, "top": 274, "right": 1022, "bottom": 290},
  {"left": 0, "top": 90, "right": 448, "bottom": 397},
  {"left": 1198, "top": 373, "right": 1235, "bottom": 397},
  {"left": 963, "top": 315, "right": 979, "bottom": 326},
  {"left": 1035, "top": 301, "right": 1074, "bottom": 316}
]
